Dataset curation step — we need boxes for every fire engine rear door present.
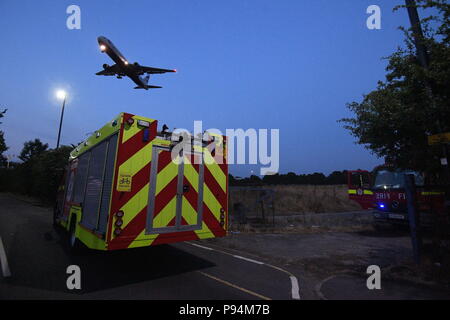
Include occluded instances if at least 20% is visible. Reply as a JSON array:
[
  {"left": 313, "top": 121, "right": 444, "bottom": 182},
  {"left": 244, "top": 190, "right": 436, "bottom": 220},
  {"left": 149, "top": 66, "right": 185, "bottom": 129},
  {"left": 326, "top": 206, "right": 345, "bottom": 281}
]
[
  {"left": 179, "top": 151, "right": 203, "bottom": 230},
  {"left": 146, "top": 147, "right": 203, "bottom": 234}
]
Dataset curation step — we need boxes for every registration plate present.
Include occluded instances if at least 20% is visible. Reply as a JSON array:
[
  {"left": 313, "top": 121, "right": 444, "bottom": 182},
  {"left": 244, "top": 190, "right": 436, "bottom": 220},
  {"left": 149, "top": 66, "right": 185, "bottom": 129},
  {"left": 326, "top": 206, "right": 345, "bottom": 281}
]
[{"left": 388, "top": 213, "right": 405, "bottom": 220}]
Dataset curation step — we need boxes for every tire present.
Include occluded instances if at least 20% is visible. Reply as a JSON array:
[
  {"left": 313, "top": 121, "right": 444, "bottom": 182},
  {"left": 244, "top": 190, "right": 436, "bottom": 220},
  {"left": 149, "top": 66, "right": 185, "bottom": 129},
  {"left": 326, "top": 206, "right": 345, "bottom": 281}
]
[
  {"left": 68, "top": 216, "right": 84, "bottom": 254},
  {"left": 52, "top": 204, "right": 59, "bottom": 228}
]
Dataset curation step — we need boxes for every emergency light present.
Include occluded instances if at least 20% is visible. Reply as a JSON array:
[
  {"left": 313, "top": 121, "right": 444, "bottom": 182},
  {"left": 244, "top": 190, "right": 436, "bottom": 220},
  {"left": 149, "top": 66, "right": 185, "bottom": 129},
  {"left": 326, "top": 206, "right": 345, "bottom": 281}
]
[{"left": 137, "top": 120, "right": 150, "bottom": 127}]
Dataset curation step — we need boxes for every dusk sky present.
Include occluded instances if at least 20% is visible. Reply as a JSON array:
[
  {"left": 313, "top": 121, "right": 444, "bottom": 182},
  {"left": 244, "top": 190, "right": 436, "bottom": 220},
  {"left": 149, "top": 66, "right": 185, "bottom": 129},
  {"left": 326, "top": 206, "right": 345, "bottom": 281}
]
[{"left": 0, "top": 1, "right": 418, "bottom": 177}]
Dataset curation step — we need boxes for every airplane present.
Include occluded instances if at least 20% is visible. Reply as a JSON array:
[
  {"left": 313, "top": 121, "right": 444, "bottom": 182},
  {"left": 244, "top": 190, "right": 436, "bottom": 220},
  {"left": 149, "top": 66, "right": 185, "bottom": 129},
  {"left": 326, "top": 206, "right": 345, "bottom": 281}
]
[{"left": 96, "top": 36, "right": 176, "bottom": 90}]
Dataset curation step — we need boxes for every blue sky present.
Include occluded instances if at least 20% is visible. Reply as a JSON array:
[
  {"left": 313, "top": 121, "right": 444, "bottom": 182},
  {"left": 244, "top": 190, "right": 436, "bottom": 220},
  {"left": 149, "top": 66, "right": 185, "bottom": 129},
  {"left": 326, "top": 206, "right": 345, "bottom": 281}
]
[{"left": 0, "top": 1, "right": 418, "bottom": 176}]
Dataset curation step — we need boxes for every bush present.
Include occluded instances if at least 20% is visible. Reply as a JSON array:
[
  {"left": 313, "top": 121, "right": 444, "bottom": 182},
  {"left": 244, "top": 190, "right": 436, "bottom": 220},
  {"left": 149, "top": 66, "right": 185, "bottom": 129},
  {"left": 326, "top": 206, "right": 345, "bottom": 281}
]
[{"left": 1, "top": 146, "right": 72, "bottom": 203}]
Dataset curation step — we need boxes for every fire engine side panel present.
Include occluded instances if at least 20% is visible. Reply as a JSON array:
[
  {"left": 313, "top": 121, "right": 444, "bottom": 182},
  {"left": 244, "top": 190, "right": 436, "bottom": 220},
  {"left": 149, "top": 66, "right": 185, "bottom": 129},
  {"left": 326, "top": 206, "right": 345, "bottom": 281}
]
[
  {"left": 58, "top": 113, "right": 122, "bottom": 250},
  {"left": 69, "top": 206, "right": 107, "bottom": 250}
]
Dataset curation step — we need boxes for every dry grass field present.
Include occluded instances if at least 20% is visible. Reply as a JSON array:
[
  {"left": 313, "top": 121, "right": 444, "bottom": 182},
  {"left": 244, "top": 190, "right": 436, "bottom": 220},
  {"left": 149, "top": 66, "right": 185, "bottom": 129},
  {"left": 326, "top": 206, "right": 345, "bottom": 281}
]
[{"left": 229, "top": 184, "right": 362, "bottom": 217}]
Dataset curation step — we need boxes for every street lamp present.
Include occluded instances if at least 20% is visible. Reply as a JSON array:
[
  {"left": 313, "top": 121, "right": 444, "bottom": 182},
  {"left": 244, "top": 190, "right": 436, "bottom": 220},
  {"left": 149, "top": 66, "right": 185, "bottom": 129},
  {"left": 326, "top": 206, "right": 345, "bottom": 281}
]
[{"left": 56, "top": 90, "right": 67, "bottom": 149}]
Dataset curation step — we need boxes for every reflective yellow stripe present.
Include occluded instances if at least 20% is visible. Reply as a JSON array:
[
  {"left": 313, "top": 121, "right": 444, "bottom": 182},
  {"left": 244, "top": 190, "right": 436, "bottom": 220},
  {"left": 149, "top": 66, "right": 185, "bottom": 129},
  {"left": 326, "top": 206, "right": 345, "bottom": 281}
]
[
  {"left": 122, "top": 118, "right": 141, "bottom": 143},
  {"left": 203, "top": 184, "right": 222, "bottom": 221},
  {"left": 183, "top": 156, "right": 199, "bottom": 193},
  {"left": 118, "top": 142, "right": 153, "bottom": 177},
  {"left": 153, "top": 197, "right": 177, "bottom": 228},
  {"left": 421, "top": 192, "right": 444, "bottom": 195},
  {"left": 195, "top": 222, "right": 214, "bottom": 239},
  {"left": 119, "top": 184, "right": 149, "bottom": 228},
  {"left": 348, "top": 189, "right": 373, "bottom": 195},
  {"left": 155, "top": 158, "right": 179, "bottom": 196},
  {"left": 127, "top": 230, "right": 156, "bottom": 248},
  {"left": 203, "top": 149, "right": 226, "bottom": 192}
]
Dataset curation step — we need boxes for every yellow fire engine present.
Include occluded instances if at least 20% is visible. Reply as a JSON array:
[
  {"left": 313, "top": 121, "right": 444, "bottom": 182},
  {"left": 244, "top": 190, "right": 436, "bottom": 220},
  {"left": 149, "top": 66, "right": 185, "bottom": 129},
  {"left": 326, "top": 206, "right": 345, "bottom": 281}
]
[{"left": 54, "top": 112, "right": 228, "bottom": 251}]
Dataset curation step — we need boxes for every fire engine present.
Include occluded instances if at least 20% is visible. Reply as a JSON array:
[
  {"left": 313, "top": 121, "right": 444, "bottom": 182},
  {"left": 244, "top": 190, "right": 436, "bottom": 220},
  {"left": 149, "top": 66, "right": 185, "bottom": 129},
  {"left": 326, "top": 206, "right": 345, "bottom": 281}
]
[
  {"left": 54, "top": 112, "right": 228, "bottom": 251},
  {"left": 348, "top": 165, "right": 446, "bottom": 228}
]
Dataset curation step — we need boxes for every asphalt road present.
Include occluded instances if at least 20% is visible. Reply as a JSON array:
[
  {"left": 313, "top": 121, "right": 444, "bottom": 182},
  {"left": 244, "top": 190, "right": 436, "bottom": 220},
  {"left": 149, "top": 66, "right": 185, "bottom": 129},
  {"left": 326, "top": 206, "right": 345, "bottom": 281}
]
[{"left": 0, "top": 193, "right": 299, "bottom": 300}]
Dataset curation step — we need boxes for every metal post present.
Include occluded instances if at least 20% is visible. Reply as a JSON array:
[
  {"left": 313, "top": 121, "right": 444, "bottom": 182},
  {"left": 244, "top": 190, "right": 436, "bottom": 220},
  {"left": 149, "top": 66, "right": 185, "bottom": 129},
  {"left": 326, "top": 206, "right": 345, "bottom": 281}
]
[
  {"left": 405, "top": 0, "right": 449, "bottom": 180},
  {"left": 404, "top": 174, "right": 422, "bottom": 264},
  {"left": 405, "top": 0, "right": 429, "bottom": 68},
  {"left": 56, "top": 97, "right": 66, "bottom": 149}
]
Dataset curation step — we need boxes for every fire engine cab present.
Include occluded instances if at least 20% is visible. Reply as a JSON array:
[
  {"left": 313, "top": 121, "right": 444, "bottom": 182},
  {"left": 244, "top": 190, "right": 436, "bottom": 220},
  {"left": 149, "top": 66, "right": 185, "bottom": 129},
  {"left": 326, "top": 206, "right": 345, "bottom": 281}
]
[{"left": 54, "top": 112, "right": 228, "bottom": 251}]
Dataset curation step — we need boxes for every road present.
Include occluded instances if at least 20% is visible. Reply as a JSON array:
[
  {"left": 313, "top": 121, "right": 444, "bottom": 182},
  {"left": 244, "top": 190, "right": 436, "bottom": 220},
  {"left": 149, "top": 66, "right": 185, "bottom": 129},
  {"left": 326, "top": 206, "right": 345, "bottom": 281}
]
[{"left": 0, "top": 193, "right": 299, "bottom": 300}]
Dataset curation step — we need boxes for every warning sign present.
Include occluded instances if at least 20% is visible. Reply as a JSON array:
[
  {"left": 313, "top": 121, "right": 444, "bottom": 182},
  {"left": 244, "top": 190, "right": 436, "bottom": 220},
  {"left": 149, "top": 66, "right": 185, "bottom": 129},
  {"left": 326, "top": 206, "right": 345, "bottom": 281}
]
[
  {"left": 117, "top": 172, "right": 132, "bottom": 192},
  {"left": 428, "top": 132, "right": 450, "bottom": 145}
]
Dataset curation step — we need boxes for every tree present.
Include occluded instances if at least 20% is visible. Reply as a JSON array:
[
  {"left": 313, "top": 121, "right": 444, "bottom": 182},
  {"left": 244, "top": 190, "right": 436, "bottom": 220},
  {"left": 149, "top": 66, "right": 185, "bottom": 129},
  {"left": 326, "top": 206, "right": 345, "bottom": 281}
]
[
  {"left": 340, "top": 0, "right": 450, "bottom": 174},
  {"left": 19, "top": 139, "right": 48, "bottom": 163},
  {"left": 30, "top": 146, "right": 72, "bottom": 202},
  {"left": 0, "top": 132, "right": 7, "bottom": 168},
  {"left": 0, "top": 109, "right": 7, "bottom": 167}
]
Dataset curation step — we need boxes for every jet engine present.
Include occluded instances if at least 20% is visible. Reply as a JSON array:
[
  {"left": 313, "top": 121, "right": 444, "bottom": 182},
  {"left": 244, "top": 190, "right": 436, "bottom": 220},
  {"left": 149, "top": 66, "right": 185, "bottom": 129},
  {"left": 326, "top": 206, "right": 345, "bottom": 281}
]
[{"left": 103, "top": 64, "right": 110, "bottom": 69}]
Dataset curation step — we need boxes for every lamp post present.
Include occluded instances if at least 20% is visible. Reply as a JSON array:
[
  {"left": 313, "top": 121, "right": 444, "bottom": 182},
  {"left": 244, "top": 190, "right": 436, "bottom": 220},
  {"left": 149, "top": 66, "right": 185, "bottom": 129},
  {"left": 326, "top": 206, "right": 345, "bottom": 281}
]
[{"left": 56, "top": 90, "right": 66, "bottom": 149}]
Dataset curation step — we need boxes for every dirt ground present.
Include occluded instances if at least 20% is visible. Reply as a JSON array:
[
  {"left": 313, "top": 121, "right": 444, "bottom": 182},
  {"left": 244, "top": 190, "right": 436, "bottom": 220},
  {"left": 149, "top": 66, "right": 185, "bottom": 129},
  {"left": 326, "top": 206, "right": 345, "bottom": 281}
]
[
  {"left": 206, "top": 228, "right": 412, "bottom": 276},
  {"left": 205, "top": 227, "right": 450, "bottom": 299}
]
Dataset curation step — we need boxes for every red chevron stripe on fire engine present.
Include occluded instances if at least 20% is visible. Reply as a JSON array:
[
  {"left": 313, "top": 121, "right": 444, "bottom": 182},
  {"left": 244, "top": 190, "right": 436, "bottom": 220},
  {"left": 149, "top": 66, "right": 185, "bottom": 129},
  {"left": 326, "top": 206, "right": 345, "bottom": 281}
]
[
  {"left": 203, "top": 165, "right": 227, "bottom": 211},
  {"left": 181, "top": 167, "right": 225, "bottom": 237},
  {"left": 116, "top": 120, "right": 157, "bottom": 168},
  {"left": 107, "top": 205, "right": 147, "bottom": 250}
]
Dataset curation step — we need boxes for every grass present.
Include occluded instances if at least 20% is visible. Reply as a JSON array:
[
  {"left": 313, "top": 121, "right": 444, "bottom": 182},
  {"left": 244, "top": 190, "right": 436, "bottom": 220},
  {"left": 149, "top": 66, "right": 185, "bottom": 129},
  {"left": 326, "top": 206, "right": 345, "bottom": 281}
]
[{"left": 229, "top": 184, "right": 362, "bottom": 217}]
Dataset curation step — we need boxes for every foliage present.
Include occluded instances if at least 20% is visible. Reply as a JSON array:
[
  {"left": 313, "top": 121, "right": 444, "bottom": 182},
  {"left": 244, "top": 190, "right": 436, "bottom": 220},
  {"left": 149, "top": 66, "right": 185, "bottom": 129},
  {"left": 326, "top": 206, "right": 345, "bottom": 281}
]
[
  {"left": 18, "top": 139, "right": 49, "bottom": 162},
  {"left": 340, "top": 0, "right": 450, "bottom": 174},
  {"left": 0, "top": 109, "right": 8, "bottom": 167},
  {"left": 0, "top": 144, "right": 72, "bottom": 203},
  {"left": 229, "top": 171, "right": 350, "bottom": 186},
  {"left": 0, "top": 132, "right": 7, "bottom": 168}
]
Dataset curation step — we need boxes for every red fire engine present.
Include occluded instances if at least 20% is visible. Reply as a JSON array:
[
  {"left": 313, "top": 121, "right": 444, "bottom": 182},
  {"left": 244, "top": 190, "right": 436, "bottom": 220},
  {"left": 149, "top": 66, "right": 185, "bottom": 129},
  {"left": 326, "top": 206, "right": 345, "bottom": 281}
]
[{"left": 348, "top": 164, "right": 446, "bottom": 228}]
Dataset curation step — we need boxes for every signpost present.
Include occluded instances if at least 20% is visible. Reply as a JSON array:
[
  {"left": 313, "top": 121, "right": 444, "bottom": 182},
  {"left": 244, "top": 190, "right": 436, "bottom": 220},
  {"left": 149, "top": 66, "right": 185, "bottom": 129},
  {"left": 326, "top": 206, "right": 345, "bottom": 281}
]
[
  {"left": 404, "top": 174, "right": 422, "bottom": 264},
  {"left": 428, "top": 132, "right": 450, "bottom": 146}
]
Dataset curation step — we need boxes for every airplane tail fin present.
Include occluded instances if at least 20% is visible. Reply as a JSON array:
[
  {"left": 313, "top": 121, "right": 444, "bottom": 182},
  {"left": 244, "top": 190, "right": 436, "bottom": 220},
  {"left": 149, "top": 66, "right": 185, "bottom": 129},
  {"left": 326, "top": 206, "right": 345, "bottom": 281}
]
[
  {"left": 134, "top": 85, "right": 162, "bottom": 90},
  {"left": 136, "top": 75, "right": 161, "bottom": 89},
  {"left": 141, "top": 74, "right": 150, "bottom": 85}
]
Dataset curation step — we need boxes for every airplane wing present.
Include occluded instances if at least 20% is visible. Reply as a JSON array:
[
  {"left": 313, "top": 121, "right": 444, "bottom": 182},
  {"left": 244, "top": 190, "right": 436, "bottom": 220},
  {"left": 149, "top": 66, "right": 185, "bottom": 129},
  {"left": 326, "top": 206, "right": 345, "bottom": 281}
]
[
  {"left": 96, "top": 64, "right": 122, "bottom": 76},
  {"left": 138, "top": 66, "right": 176, "bottom": 74}
]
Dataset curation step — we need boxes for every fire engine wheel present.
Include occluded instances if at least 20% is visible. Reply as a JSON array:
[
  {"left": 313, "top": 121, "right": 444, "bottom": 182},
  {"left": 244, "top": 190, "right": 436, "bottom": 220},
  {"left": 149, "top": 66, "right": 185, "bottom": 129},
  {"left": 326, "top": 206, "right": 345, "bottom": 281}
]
[
  {"left": 52, "top": 204, "right": 60, "bottom": 228},
  {"left": 68, "top": 217, "right": 83, "bottom": 254}
]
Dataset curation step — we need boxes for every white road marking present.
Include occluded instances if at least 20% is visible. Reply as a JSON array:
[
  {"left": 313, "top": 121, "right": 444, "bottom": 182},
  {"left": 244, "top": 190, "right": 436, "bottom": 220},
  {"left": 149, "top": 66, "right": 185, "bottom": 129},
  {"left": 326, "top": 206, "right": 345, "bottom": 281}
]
[
  {"left": 189, "top": 242, "right": 214, "bottom": 251},
  {"left": 187, "top": 241, "right": 301, "bottom": 300},
  {"left": 232, "top": 254, "right": 264, "bottom": 265},
  {"left": 0, "top": 236, "right": 11, "bottom": 278},
  {"left": 290, "top": 276, "right": 301, "bottom": 300}
]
